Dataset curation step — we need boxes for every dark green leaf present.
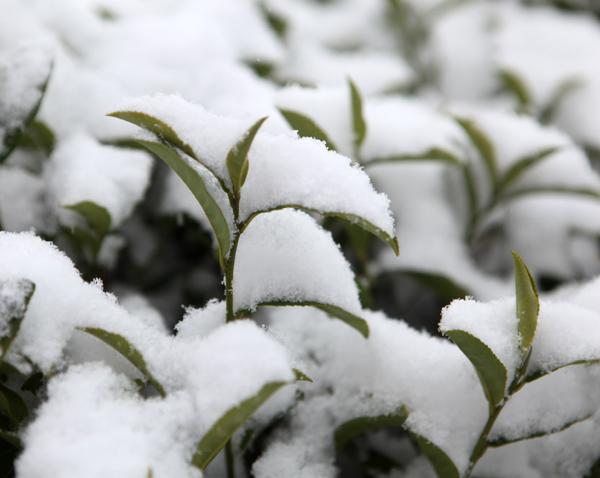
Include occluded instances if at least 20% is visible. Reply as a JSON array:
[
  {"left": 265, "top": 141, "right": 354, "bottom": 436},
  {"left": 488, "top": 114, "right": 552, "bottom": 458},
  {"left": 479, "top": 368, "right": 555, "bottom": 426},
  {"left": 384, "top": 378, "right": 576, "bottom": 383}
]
[
  {"left": 0, "top": 53, "right": 52, "bottom": 163},
  {"left": 192, "top": 381, "right": 287, "bottom": 470},
  {"left": 0, "top": 431, "right": 21, "bottom": 450},
  {"left": 62, "top": 201, "right": 111, "bottom": 237},
  {"left": 227, "top": 117, "right": 267, "bottom": 194},
  {"left": 259, "top": 3, "right": 287, "bottom": 38},
  {"left": 18, "top": 120, "right": 55, "bottom": 156},
  {"left": 444, "top": 330, "right": 507, "bottom": 408},
  {"left": 348, "top": 78, "right": 366, "bottom": 152},
  {"left": 498, "top": 147, "right": 562, "bottom": 193},
  {"left": 0, "top": 279, "right": 35, "bottom": 365},
  {"left": 292, "top": 368, "right": 313, "bottom": 382},
  {"left": 500, "top": 70, "right": 531, "bottom": 109},
  {"left": 0, "top": 383, "right": 28, "bottom": 425},
  {"left": 278, "top": 109, "right": 337, "bottom": 152},
  {"left": 512, "top": 251, "right": 539, "bottom": 357},
  {"left": 488, "top": 413, "right": 592, "bottom": 447},
  {"left": 364, "top": 147, "right": 463, "bottom": 167},
  {"left": 455, "top": 117, "right": 498, "bottom": 188},
  {"left": 107, "top": 111, "right": 197, "bottom": 160},
  {"left": 79, "top": 327, "right": 166, "bottom": 397},
  {"left": 61, "top": 226, "right": 102, "bottom": 258},
  {"left": 136, "top": 139, "right": 231, "bottom": 260},
  {"left": 397, "top": 270, "right": 470, "bottom": 303},
  {"left": 334, "top": 407, "right": 408, "bottom": 451},
  {"left": 21, "top": 372, "right": 44, "bottom": 394},
  {"left": 415, "top": 435, "right": 460, "bottom": 478}
]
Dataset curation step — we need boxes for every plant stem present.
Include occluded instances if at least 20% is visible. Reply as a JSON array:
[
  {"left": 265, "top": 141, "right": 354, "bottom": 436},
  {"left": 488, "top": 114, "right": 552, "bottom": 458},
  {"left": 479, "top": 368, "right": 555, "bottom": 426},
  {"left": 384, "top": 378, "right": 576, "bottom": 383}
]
[
  {"left": 225, "top": 439, "right": 235, "bottom": 478},
  {"left": 464, "top": 403, "right": 503, "bottom": 477},
  {"left": 225, "top": 194, "right": 242, "bottom": 322}
]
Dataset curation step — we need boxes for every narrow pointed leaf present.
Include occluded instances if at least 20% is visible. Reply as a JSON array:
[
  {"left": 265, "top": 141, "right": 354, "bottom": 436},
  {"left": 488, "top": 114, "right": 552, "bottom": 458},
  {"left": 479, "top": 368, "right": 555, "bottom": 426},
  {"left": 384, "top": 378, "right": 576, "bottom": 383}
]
[
  {"left": 445, "top": 330, "right": 507, "bottom": 408},
  {"left": 227, "top": 117, "right": 267, "bottom": 194},
  {"left": 540, "top": 78, "right": 582, "bottom": 124},
  {"left": 335, "top": 408, "right": 408, "bottom": 451},
  {"left": 455, "top": 117, "right": 498, "bottom": 188},
  {"left": 365, "top": 147, "right": 462, "bottom": 166},
  {"left": 0, "top": 383, "right": 28, "bottom": 425},
  {"left": 0, "top": 431, "right": 21, "bottom": 450},
  {"left": 107, "top": 111, "right": 197, "bottom": 160},
  {"left": 62, "top": 201, "right": 111, "bottom": 237},
  {"left": 348, "top": 78, "right": 366, "bottom": 152},
  {"left": 136, "top": 139, "right": 231, "bottom": 259},
  {"left": 79, "top": 327, "right": 166, "bottom": 397},
  {"left": 293, "top": 368, "right": 313, "bottom": 382},
  {"left": 246, "top": 206, "right": 398, "bottom": 256},
  {"left": 415, "top": 435, "right": 460, "bottom": 478},
  {"left": 488, "top": 413, "right": 592, "bottom": 447},
  {"left": 248, "top": 301, "right": 369, "bottom": 338},
  {"left": 192, "top": 381, "right": 287, "bottom": 470},
  {"left": 498, "top": 186, "right": 600, "bottom": 204},
  {"left": 0, "top": 56, "right": 52, "bottom": 163},
  {"left": 0, "top": 279, "right": 35, "bottom": 365},
  {"left": 500, "top": 70, "right": 531, "bottom": 109},
  {"left": 524, "top": 358, "right": 600, "bottom": 385},
  {"left": 512, "top": 251, "right": 539, "bottom": 356},
  {"left": 278, "top": 109, "right": 337, "bottom": 152},
  {"left": 499, "top": 147, "right": 561, "bottom": 192}
]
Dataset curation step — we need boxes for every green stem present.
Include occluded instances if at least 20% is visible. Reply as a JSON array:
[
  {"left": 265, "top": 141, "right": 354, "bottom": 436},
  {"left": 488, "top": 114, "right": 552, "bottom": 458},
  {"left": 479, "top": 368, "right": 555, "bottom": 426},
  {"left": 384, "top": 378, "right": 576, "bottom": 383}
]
[
  {"left": 225, "top": 195, "right": 242, "bottom": 322},
  {"left": 464, "top": 403, "right": 503, "bottom": 477},
  {"left": 225, "top": 439, "right": 235, "bottom": 478}
]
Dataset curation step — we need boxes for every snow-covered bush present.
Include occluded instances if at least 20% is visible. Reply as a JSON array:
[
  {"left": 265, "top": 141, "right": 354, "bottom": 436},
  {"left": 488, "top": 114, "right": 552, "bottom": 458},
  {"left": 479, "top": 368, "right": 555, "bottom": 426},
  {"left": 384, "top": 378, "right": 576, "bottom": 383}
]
[{"left": 2, "top": 1, "right": 600, "bottom": 477}]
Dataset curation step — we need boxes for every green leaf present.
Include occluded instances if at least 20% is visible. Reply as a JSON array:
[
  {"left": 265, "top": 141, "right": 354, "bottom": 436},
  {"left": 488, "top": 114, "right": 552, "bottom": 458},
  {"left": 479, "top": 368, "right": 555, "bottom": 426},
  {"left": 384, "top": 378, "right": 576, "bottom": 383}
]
[
  {"left": 278, "top": 109, "right": 338, "bottom": 152},
  {"left": 248, "top": 302, "right": 370, "bottom": 338},
  {"left": 498, "top": 146, "right": 562, "bottom": 193},
  {"left": 227, "top": 117, "right": 267, "bottom": 194},
  {"left": 540, "top": 78, "right": 582, "bottom": 124},
  {"left": 0, "top": 431, "right": 21, "bottom": 450},
  {"left": 512, "top": 251, "right": 539, "bottom": 356},
  {"left": 523, "top": 358, "right": 600, "bottom": 385},
  {"left": 136, "top": 139, "right": 231, "bottom": 260},
  {"left": 19, "top": 120, "right": 56, "bottom": 156},
  {"left": 107, "top": 111, "right": 197, "bottom": 160},
  {"left": 0, "top": 384, "right": 28, "bottom": 425},
  {"left": 364, "top": 147, "right": 463, "bottom": 166},
  {"left": 455, "top": 117, "right": 498, "bottom": 188},
  {"left": 444, "top": 330, "right": 507, "bottom": 408},
  {"left": 21, "top": 372, "right": 45, "bottom": 394},
  {"left": 292, "top": 368, "right": 313, "bottom": 382},
  {"left": 397, "top": 270, "right": 470, "bottom": 303},
  {"left": 79, "top": 327, "right": 166, "bottom": 397},
  {"left": 334, "top": 407, "right": 408, "bottom": 451},
  {"left": 415, "top": 435, "right": 460, "bottom": 478},
  {"left": 0, "top": 56, "right": 52, "bottom": 163},
  {"left": 192, "top": 381, "right": 287, "bottom": 470},
  {"left": 498, "top": 186, "right": 600, "bottom": 204},
  {"left": 0, "top": 279, "right": 35, "bottom": 365},
  {"left": 62, "top": 201, "right": 111, "bottom": 237},
  {"left": 61, "top": 225, "right": 102, "bottom": 258},
  {"left": 327, "top": 212, "right": 398, "bottom": 256},
  {"left": 500, "top": 70, "right": 531, "bottom": 110},
  {"left": 348, "top": 78, "right": 366, "bottom": 153},
  {"left": 488, "top": 413, "right": 592, "bottom": 447},
  {"left": 245, "top": 207, "right": 399, "bottom": 256}
]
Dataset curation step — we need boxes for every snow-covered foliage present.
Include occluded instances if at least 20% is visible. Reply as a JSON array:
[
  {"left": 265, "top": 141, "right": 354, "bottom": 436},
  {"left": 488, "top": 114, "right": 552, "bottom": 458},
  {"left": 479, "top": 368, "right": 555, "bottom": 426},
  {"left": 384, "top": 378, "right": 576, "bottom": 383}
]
[{"left": 1, "top": 1, "right": 600, "bottom": 477}]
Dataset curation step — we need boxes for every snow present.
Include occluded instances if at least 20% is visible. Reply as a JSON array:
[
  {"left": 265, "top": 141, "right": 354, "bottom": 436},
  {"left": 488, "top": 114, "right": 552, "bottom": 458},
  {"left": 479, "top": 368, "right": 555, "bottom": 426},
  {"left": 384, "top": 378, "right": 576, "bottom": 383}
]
[{"left": 233, "top": 209, "right": 361, "bottom": 315}]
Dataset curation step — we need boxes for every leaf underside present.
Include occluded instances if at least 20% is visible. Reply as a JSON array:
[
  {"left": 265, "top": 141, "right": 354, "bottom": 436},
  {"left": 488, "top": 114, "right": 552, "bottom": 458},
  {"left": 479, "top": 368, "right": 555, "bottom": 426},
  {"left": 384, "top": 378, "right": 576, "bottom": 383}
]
[
  {"left": 192, "top": 381, "right": 287, "bottom": 470},
  {"left": 415, "top": 434, "right": 460, "bottom": 478},
  {"left": 278, "top": 108, "right": 338, "bottom": 152},
  {"left": 136, "top": 139, "right": 231, "bottom": 260},
  {"left": 512, "top": 251, "right": 539, "bottom": 356},
  {"left": 79, "top": 327, "right": 166, "bottom": 397},
  {"left": 334, "top": 408, "right": 408, "bottom": 451},
  {"left": 445, "top": 330, "right": 507, "bottom": 408},
  {"left": 250, "top": 301, "right": 369, "bottom": 338},
  {"left": 365, "top": 147, "right": 462, "bottom": 166},
  {"left": 226, "top": 116, "right": 267, "bottom": 194},
  {"left": 62, "top": 201, "right": 112, "bottom": 237}
]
